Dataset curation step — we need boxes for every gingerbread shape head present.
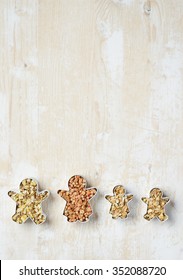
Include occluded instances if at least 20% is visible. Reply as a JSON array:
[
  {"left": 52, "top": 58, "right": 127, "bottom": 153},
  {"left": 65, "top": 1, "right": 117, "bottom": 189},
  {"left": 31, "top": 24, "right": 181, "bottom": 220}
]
[
  {"left": 8, "top": 178, "right": 49, "bottom": 224},
  {"left": 57, "top": 175, "right": 97, "bottom": 222},
  {"left": 68, "top": 175, "right": 87, "bottom": 191},
  {"left": 150, "top": 188, "right": 162, "bottom": 198},
  {"left": 113, "top": 185, "right": 126, "bottom": 196},
  {"left": 19, "top": 178, "right": 38, "bottom": 196},
  {"left": 142, "top": 188, "right": 170, "bottom": 222}
]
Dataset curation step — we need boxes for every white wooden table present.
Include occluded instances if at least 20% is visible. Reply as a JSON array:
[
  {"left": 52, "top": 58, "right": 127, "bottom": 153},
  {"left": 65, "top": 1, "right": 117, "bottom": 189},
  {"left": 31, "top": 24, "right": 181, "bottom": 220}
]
[{"left": 0, "top": 0, "right": 183, "bottom": 259}]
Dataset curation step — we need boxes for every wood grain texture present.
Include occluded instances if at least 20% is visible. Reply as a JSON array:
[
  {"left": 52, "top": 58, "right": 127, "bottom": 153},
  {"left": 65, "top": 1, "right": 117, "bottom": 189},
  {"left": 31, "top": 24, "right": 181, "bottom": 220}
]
[{"left": 0, "top": 0, "right": 183, "bottom": 259}]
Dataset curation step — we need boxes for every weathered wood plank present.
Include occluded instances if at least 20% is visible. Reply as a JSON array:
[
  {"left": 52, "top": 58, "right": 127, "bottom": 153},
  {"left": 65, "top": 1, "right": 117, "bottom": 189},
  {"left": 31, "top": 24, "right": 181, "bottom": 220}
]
[{"left": 0, "top": 0, "right": 183, "bottom": 259}]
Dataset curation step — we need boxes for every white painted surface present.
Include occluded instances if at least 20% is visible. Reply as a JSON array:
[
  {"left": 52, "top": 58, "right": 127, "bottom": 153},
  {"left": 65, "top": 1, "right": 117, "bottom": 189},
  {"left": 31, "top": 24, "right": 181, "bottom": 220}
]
[{"left": 0, "top": 0, "right": 183, "bottom": 260}]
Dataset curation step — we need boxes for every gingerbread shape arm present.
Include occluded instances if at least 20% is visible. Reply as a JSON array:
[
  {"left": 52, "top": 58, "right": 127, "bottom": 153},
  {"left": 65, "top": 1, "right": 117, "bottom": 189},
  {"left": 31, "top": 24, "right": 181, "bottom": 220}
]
[
  {"left": 141, "top": 197, "right": 149, "bottom": 204},
  {"left": 57, "top": 190, "right": 70, "bottom": 202},
  {"left": 8, "top": 191, "right": 22, "bottom": 202},
  {"left": 162, "top": 197, "right": 170, "bottom": 205},
  {"left": 105, "top": 195, "right": 116, "bottom": 204},
  {"left": 86, "top": 188, "right": 97, "bottom": 200},
  {"left": 37, "top": 191, "right": 49, "bottom": 202},
  {"left": 126, "top": 194, "right": 133, "bottom": 202}
]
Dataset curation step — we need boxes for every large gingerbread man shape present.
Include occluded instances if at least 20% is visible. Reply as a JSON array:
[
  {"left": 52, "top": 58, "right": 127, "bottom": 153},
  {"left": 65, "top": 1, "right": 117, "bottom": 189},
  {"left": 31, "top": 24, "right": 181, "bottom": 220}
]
[
  {"left": 8, "top": 178, "right": 49, "bottom": 224},
  {"left": 57, "top": 175, "right": 97, "bottom": 222}
]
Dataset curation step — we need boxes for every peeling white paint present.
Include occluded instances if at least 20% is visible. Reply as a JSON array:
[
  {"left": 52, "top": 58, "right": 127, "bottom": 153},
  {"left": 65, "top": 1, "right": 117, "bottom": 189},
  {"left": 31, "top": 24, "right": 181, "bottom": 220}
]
[
  {"left": 0, "top": 92, "right": 8, "bottom": 158},
  {"left": 112, "top": 0, "right": 134, "bottom": 6},
  {"left": 0, "top": 92, "right": 7, "bottom": 125},
  {"left": 12, "top": 161, "right": 38, "bottom": 184},
  {"left": 97, "top": 131, "right": 110, "bottom": 141},
  {"left": 102, "top": 30, "right": 124, "bottom": 86},
  {"left": 162, "top": 47, "right": 182, "bottom": 79},
  {"left": 97, "top": 20, "right": 112, "bottom": 39},
  {"left": 10, "top": 66, "right": 26, "bottom": 79}
]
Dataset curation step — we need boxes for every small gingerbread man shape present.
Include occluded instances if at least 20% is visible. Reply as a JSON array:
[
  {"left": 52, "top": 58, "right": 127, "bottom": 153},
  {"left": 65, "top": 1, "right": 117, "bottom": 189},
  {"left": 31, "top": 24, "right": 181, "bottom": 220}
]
[
  {"left": 8, "top": 178, "right": 49, "bottom": 224},
  {"left": 57, "top": 175, "right": 97, "bottom": 222},
  {"left": 105, "top": 185, "right": 133, "bottom": 219},
  {"left": 142, "top": 188, "right": 170, "bottom": 222}
]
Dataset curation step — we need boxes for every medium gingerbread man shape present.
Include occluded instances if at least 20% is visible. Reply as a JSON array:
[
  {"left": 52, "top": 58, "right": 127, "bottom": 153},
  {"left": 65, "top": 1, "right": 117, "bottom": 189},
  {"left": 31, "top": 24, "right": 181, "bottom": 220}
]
[
  {"left": 8, "top": 178, "right": 49, "bottom": 224},
  {"left": 142, "top": 188, "right": 170, "bottom": 222},
  {"left": 57, "top": 175, "right": 97, "bottom": 222},
  {"left": 105, "top": 185, "right": 133, "bottom": 219}
]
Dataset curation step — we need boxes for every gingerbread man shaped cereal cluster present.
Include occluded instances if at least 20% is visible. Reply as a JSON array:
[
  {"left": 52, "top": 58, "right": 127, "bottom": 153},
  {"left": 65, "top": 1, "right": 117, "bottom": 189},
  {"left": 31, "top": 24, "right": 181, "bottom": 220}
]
[
  {"left": 57, "top": 175, "right": 97, "bottom": 222},
  {"left": 105, "top": 185, "right": 133, "bottom": 219},
  {"left": 8, "top": 178, "right": 49, "bottom": 224},
  {"left": 142, "top": 188, "right": 169, "bottom": 222}
]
